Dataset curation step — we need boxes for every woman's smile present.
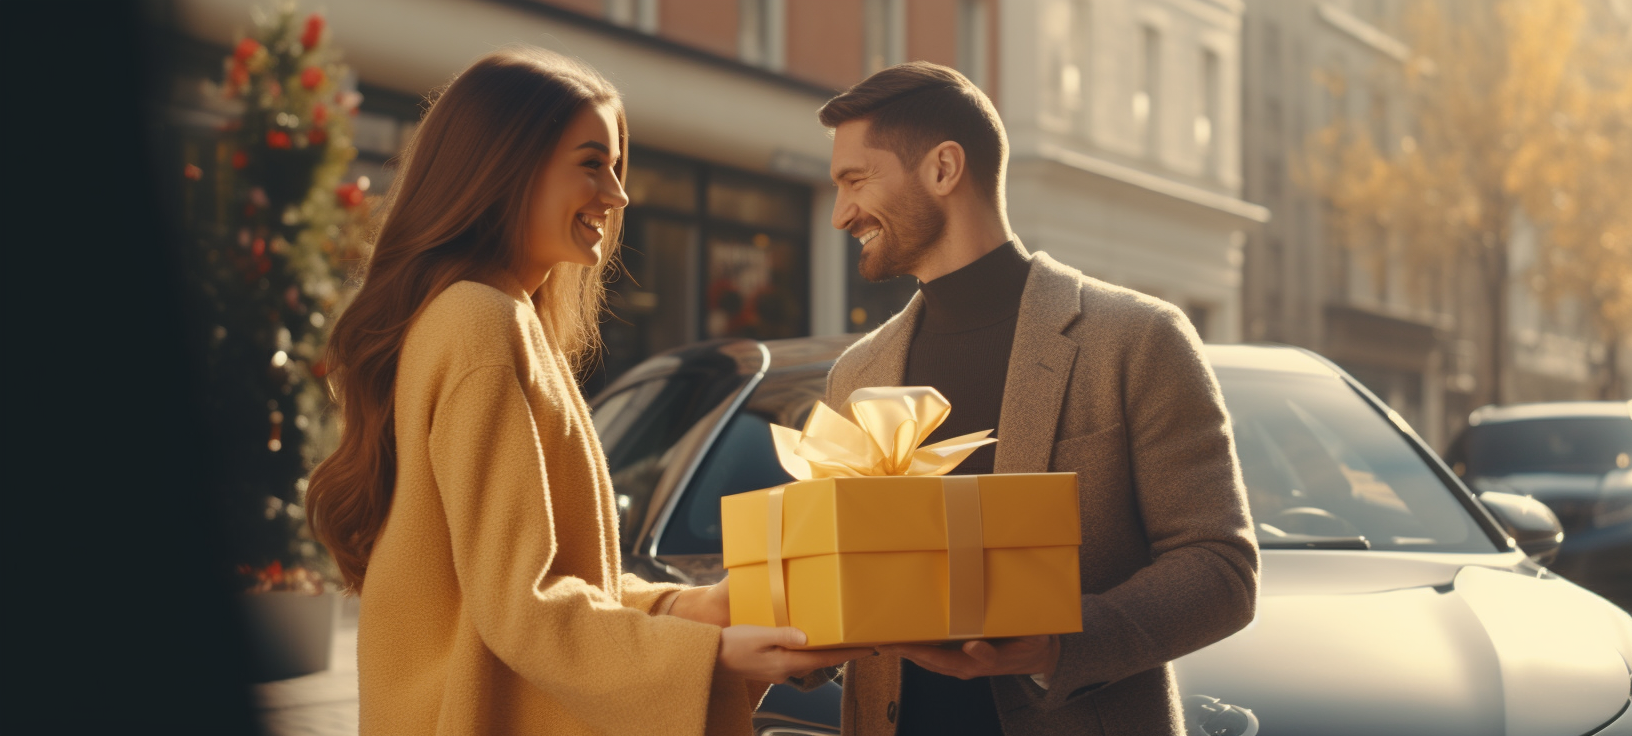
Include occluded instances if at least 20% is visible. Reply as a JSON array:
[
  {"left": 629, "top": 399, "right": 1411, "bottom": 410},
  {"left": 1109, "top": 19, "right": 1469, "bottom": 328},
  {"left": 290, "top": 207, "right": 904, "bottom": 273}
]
[{"left": 575, "top": 211, "right": 606, "bottom": 241}]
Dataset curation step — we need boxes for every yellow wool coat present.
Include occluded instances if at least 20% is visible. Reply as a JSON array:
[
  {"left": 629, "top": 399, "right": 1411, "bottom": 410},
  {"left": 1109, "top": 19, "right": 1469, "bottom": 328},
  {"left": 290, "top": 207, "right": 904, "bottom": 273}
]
[{"left": 357, "top": 278, "right": 758, "bottom": 735}]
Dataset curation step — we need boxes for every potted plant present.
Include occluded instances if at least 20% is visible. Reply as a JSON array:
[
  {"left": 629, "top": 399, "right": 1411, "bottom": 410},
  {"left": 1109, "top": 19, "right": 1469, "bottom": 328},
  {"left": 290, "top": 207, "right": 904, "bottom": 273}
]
[
  {"left": 238, "top": 561, "right": 336, "bottom": 682},
  {"left": 178, "top": 5, "right": 372, "bottom": 682}
]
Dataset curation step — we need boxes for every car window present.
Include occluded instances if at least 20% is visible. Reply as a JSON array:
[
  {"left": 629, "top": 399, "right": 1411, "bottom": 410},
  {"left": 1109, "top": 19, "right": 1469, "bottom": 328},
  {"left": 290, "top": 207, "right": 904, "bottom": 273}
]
[
  {"left": 654, "top": 367, "right": 826, "bottom": 555},
  {"left": 1461, "top": 417, "right": 1632, "bottom": 477},
  {"left": 592, "top": 369, "right": 746, "bottom": 541},
  {"left": 657, "top": 409, "right": 797, "bottom": 555},
  {"left": 1217, "top": 368, "right": 1494, "bottom": 552}
]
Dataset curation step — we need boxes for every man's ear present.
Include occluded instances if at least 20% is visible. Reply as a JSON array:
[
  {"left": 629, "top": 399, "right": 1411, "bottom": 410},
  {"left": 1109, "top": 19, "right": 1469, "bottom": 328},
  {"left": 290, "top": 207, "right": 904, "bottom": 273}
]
[{"left": 922, "top": 141, "right": 966, "bottom": 197}]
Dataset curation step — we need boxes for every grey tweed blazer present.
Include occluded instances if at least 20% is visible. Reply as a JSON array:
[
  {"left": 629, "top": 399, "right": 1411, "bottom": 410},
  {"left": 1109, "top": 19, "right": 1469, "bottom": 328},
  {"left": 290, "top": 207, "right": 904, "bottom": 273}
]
[{"left": 825, "top": 249, "right": 1259, "bottom": 736}]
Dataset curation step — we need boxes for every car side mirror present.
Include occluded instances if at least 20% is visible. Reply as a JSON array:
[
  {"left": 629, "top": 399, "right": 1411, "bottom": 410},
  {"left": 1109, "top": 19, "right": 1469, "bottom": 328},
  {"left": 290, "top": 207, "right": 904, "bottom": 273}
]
[{"left": 1478, "top": 491, "right": 1564, "bottom": 565}]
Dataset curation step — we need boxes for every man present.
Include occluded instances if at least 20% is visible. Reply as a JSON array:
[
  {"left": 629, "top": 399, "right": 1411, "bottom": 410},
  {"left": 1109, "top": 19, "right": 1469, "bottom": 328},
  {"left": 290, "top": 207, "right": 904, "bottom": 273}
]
[{"left": 816, "top": 62, "right": 1259, "bottom": 736}]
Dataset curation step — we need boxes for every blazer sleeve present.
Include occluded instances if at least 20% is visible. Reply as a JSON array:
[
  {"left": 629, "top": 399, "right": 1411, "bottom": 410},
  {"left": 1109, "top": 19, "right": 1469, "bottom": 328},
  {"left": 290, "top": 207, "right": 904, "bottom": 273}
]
[
  {"left": 1041, "top": 304, "right": 1260, "bottom": 708},
  {"left": 430, "top": 364, "right": 743, "bottom": 734}
]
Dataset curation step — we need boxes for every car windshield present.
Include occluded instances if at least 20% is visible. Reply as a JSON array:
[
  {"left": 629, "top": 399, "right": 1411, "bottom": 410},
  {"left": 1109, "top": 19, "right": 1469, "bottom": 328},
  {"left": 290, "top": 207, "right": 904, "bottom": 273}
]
[
  {"left": 591, "top": 365, "right": 746, "bottom": 541},
  {"left": 1216, "top": 368, "right": 1494, "bottom": 553},
  {"left": 1461, "top": 417, "right": 1632, "bottom": 477}
]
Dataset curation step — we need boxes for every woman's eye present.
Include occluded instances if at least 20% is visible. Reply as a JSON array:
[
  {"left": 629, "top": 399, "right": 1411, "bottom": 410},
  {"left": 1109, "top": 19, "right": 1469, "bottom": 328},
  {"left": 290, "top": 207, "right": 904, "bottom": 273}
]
[{"left": 583, "top": 158, "right": 604, "bottom": 170}]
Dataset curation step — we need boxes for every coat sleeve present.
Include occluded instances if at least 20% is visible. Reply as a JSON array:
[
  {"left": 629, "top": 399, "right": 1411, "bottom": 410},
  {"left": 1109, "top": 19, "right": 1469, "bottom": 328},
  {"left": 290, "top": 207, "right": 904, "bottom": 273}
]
[
  {"left": 619, "top": 573, "right": 687, "bottom": 615},
  {"left": 1041, "top": 304, "right": 1260, "bottom": 709},
  {"left": 430, "top": 364, "right": 749, "bottom": 735}
]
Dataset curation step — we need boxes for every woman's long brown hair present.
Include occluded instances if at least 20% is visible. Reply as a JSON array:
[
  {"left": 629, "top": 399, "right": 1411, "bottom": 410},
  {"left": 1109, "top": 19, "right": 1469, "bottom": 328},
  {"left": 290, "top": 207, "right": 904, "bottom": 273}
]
[{"left": 307, "top": 47, "right": 627, "bottom": 591}]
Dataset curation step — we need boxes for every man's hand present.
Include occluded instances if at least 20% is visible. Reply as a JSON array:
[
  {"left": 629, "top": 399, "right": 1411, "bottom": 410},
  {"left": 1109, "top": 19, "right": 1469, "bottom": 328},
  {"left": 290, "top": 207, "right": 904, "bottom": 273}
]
[
  {"left": 668, "top": 577, "right": 731, "bottom": 628},
  {"left": 877, "top": 635, "right": 1059, "bottom": 680},
  {"left": 718, "top": 626, "right": 874, "bottom": 684}
]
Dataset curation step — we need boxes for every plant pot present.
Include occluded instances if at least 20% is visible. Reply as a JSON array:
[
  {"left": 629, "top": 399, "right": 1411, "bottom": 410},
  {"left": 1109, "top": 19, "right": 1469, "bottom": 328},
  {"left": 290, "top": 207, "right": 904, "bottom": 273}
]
[{"left": 240, "top": 590, "right": 337, "bottom": 682}]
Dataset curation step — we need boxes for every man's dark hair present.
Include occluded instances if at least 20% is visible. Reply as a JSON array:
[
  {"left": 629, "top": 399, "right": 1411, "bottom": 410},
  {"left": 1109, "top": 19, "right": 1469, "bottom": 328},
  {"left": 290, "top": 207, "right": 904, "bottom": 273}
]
[{"left": 818, "top": 61, "right": 1007, "bottom": 201}]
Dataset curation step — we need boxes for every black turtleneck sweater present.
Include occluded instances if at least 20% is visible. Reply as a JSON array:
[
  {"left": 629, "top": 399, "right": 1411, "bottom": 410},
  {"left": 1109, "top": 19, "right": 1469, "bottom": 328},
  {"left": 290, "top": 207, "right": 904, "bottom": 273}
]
[{"left": 898, "top": 240, "right": 1031, "bottom": 735}]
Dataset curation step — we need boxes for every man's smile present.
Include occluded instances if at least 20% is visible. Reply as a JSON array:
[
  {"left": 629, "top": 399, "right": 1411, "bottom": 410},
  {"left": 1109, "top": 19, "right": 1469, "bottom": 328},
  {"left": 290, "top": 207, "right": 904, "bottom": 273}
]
[{"left": 857, "top": 228, "right": 881, "bottom": 246}]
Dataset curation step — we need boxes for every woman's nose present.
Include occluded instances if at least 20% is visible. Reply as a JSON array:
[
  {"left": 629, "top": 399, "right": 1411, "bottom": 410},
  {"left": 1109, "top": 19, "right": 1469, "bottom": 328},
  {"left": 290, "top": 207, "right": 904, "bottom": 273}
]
[{"left": 604, "top": 173, "right": 630, "bottom": 209}]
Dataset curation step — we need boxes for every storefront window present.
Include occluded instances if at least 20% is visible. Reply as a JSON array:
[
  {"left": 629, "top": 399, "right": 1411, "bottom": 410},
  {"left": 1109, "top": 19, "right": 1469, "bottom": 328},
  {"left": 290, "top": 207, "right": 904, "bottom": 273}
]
[
  {"left": 844, "top": 232, "right": 919, "bottom": 332},
  {"left": 587, "top": 148, "right": 811, "bottom": 394}
]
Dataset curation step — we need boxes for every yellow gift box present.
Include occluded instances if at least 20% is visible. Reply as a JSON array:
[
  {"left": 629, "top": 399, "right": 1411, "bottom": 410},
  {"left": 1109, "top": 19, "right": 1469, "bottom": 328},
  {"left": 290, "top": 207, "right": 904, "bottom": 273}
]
[{"left": 721, "top": 387, "right": 1083, "bottom": 648}]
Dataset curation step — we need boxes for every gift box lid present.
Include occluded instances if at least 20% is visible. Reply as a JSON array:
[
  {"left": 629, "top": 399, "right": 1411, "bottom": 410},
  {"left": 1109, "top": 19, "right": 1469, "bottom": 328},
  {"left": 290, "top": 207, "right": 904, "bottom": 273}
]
[{"left": 721, "top": 473, "right": 1080, "bottom": 568}]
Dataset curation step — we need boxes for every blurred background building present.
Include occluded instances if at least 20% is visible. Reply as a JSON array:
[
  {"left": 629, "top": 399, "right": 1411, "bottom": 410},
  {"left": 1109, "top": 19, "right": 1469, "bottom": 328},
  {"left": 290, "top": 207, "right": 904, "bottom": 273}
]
[
  {"left": 1239, "top": 0, "right": 1630, "bottom": 449},
  {"left": 161, "top": 0, "right": 1626, "bottom": 439},
  {"left": 164, "top": 0, "right": 1260, "bottom": 395}
]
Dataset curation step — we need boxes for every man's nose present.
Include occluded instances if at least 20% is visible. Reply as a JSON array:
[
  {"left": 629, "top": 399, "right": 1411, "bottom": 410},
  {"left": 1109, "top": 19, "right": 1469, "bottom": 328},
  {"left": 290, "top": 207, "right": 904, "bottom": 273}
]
[{"left": 831, "top": 190, "right": 856, "bottom": 231}]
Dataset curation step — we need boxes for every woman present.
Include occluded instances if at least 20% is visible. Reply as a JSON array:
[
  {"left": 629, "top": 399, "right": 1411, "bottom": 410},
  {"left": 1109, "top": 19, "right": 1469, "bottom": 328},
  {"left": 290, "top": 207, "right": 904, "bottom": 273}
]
[{"left": 306, "top": 48, "right": 866, "bottom": 735}]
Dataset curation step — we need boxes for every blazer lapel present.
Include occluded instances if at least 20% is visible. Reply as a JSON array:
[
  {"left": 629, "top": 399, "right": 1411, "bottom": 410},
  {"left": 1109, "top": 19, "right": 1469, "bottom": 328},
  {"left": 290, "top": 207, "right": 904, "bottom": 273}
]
[
  {"left": 993, "top": 252, "right": 1082, "bottom": 474},
  {"left": 828, "top": 292, "right": 922, "bottom": 409}
]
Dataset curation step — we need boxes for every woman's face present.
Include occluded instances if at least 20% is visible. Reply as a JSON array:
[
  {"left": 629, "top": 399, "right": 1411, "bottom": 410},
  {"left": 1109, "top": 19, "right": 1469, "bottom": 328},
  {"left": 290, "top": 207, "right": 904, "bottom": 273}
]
[{"left": 521, "top": 103, "right": 628, "bottom": 280}]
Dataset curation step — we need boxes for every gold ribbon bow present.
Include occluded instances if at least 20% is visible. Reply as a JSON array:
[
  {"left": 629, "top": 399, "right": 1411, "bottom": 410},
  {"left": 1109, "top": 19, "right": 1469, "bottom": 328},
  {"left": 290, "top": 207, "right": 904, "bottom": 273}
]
[
  {"left": 770, "top": 387, "right": 997, "bottom": 480},
  {"left": 765, "top": 387, "right": 996, "bottom": 638}
]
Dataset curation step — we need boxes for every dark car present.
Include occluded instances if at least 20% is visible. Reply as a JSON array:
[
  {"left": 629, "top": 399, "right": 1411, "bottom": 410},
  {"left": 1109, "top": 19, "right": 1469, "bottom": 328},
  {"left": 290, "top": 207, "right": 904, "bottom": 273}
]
[
  {"left": 591, "top": 337, "right": 1632, "bottom": 736},
  {"left": 1444, "top": 401, "right": 1632, "bottom": 610}
]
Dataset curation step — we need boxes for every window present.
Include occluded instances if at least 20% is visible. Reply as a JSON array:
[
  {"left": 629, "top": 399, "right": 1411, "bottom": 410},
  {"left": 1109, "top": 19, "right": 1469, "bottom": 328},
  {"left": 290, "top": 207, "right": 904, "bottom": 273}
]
[
  {"left": 1041, "top": 0, "right": 1081, "bottom": 123},
  {"left": 591, "top": 364, "right": 749, "bottom": 542},
  {"left": 738, "top": 0, "right": 785, "bottom": 71},
  {"left": 1198, "top": 49, "right": 1221, "bottom": 176},
  {"left": 1369, "top": 87, "right": 1389, "bottom": 152},
  {"left": 845, "top": 232, "right": 919, "bottom": 332},
  {"left": 1136, "top": 25, "right": 1161, "bottom": 156},
  {"left": 865, "top": 0, "right": 906, "bottom": 74},
  {"left": 957, "top": 0, "right": 990, "bottom": 89},
  {"left": 587, "top": 149, "right": 811, "bottom": 394},
  {"left": 1184, "top": 302, "right": 1211, "bottom": 342},
  {"left": 1218, "top": 369, "right": 1493, "bottom": 552},
  {"left": 607, "top": 0, "right": 658, "bottom": 33}
]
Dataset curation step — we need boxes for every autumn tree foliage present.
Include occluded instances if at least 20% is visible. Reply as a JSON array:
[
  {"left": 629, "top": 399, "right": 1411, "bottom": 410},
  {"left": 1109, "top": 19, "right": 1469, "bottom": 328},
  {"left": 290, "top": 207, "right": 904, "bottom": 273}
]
[{"left": 1308, "top": 0, "right": 1632, "bottom": 401}]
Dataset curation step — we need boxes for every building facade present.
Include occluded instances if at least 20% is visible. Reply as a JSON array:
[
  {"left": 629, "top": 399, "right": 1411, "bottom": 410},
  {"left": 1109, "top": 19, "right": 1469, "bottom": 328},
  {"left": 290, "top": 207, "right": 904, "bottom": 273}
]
[
  {"left": 1000, "top": 0, "right": 1264, "bottom": 344},
  {"left": 170, "top": 0, "right": 1253, "bottom": 394}
]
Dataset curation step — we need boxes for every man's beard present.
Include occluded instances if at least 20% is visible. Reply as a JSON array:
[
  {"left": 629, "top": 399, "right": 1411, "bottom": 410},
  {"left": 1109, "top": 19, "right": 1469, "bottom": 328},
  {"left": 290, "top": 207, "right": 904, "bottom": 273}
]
[{"left": 857, "top": 177, "right": 946, "bottom": 282}]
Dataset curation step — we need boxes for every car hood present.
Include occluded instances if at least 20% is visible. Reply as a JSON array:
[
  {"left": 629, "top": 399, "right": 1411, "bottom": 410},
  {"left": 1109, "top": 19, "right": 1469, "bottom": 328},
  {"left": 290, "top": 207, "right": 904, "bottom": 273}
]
[
  {"left": 1173, "top": 551, "right": 1632, "bottom": 736},
  {"left": 1473, "top": 473, "right": 1604, "bottom": 499}
]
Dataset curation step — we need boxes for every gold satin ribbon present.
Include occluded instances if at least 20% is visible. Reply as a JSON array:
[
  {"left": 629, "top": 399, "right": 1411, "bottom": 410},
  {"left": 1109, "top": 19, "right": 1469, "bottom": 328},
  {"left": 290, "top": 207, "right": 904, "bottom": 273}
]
[
  {"left": 767, "top": 487, "right": 790, "bottom": 628},
  {"left": 941, "top": 475, "right": 986, "bottom": 638}
]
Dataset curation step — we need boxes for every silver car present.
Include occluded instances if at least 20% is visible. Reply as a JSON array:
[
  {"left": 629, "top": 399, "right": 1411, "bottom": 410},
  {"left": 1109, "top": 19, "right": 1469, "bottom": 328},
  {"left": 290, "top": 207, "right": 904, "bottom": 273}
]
[{"left": 590, "top": 337, "right": 1632, "bottom": 736}]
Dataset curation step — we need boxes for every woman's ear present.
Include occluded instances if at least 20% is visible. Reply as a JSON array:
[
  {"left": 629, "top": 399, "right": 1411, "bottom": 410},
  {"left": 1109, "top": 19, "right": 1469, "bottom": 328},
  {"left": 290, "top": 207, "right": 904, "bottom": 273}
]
[{"left": 923, "top": 141, "right": 966, "bottom": 197}]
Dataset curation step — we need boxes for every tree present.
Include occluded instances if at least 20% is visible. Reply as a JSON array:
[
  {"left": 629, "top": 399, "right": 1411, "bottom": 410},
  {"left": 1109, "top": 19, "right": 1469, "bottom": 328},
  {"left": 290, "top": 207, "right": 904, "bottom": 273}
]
[
  {"left": 183, "top": 7, "right": 373, "bottom": 588},
  {"left": 1307, "top": 0, "right": 1632, "bottom": 403}
]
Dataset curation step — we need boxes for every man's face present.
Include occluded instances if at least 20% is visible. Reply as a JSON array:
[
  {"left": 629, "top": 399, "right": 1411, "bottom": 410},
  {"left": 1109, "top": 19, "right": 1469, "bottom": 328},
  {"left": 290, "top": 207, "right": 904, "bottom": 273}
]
[{"left": 830, "top": 119, "right": 946, "bottom": 282}]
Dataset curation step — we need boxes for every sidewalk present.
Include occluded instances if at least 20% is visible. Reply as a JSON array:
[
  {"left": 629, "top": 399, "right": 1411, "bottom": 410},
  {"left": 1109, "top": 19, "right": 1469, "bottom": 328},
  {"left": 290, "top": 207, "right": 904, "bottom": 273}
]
[{"left": 253, "top": 597, "right": 359, "bottom": 736}]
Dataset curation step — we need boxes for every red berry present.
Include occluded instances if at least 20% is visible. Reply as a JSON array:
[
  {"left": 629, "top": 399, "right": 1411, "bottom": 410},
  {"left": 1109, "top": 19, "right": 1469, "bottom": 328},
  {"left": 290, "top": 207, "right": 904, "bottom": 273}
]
[
  {"left": 228, "top": 61, "right": 249, "bottom": 88},
  {"left": 301, "top": 14, "right": 325, "bottom": 50},
  {"left": 307, "top": 128, "right": 327, "bottom": 145},
  {"left": 266, "top": 131, "right": 292, "bottom": 149},
  {"left": 311, "top": 103, "right": 328, "bottom": 125},
  {"left": 336, "top": 182, "right": 365, "bottom": 208},
  {"left": 301, "top": 66, "right": 324, "bottom": 90},
  {"left": 231, "top": 150, "right": 249, "bottom": 169},
  {"left": 183, "top": 164, "right": 203, "bottom": 181},
  {"left": 233, "top": 38, "right": 260, "bottom": 62}
]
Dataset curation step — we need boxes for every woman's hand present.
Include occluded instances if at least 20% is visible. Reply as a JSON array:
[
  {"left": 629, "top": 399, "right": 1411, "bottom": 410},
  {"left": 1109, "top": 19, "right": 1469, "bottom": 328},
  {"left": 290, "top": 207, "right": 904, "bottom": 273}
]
[
  {"left": 717, "top": 625, "right": 873, "bottom": 684},
  {"left": 668, "top": 577, "right": 731, "bottom": 628}
]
